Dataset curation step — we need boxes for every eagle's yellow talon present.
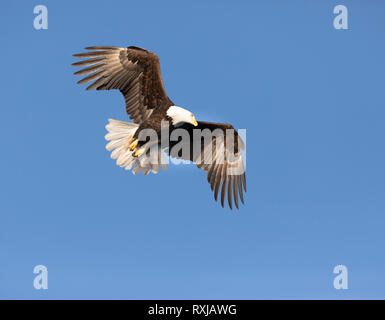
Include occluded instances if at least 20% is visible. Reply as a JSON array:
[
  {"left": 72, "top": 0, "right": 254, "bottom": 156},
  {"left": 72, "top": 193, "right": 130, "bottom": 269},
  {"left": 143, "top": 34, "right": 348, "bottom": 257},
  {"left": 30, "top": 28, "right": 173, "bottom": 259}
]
[
  {"left": 134, "top": 148, "right": 145, "bottom": 158},
  {"left": 129, "top": 139, "right": 138, "bottom": 151}
]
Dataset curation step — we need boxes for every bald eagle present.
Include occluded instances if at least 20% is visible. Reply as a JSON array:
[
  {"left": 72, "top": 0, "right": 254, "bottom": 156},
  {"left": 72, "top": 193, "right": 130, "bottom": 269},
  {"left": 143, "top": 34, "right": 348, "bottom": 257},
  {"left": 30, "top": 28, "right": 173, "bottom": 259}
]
[{"left": 72, "top": 46, "right": 246, "bottom": 209}]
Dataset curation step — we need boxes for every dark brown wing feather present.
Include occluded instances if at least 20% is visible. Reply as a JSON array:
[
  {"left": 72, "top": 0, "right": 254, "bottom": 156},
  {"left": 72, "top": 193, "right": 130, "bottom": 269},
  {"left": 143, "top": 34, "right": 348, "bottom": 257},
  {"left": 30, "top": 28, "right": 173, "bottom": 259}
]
[
  {"left": 72, "top": 46, "right": 172, "bottom": 124},
  {"left": 168, "top": 121, "right": 246, "bottom": 210}
]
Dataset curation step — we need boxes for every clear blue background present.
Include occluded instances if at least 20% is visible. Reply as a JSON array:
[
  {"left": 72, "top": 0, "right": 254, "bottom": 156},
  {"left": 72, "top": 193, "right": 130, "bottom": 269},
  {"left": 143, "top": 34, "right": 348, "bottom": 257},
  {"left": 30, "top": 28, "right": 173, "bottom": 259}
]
[{"left": 1, "top": 0, "right": 384, "bottom": 299}]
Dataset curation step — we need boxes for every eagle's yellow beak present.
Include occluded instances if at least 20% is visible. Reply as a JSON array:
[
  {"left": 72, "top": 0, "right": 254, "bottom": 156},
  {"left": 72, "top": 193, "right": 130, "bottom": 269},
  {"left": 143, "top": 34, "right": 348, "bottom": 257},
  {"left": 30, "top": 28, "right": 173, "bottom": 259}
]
[{"left": 191, "top": 115, "right": 198, "bottom": 127}]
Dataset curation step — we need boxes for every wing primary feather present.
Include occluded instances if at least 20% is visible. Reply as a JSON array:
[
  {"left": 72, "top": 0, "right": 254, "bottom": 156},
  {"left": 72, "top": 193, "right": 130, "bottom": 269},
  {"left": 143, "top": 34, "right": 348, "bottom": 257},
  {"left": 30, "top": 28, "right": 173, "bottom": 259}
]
[
  {"left": 77, "top": 70, "right": 105, "bottom": 85},
  {"left": 73, "top": 63, "right": 104, "bottom": 76},
  {"left": 238, "top": 175, "right": 244, "bottom": 204},
  {"left": 73, "top": 51, "right": 109, "bottom": 58},
  {"left": 233, "top": 176, "right": 239, "bottom": 209},
  {"left": 209, "top": 164, "right": 219, "bottom": 191},
  {"left": 214, "top": 165, "right": 223, "bottom": 201},
  {"left": 228, "top": 175, "right": 233, "bottom": 210},
  {"left": 85, "top": 46, "right": 120, "bottom": 51},
  {"left": 220, "top": 164, "right": 228, "bottom": 208},
  {"left": 207, "top": 161, "right": 216, "bottom": 184},
  {"left": 72, "top": 57, "right": 105, "bottom": 67},
  {"left": 242, "top": 173, "right": 247, "bottom": 192}
]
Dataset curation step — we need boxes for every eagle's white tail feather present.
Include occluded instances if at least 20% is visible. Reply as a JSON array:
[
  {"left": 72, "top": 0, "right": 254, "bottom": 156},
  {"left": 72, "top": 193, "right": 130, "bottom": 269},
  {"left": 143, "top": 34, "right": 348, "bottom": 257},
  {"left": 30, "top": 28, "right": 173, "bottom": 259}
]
[{"left": 105, "top": 118, "right": 167, "bottom": 175}]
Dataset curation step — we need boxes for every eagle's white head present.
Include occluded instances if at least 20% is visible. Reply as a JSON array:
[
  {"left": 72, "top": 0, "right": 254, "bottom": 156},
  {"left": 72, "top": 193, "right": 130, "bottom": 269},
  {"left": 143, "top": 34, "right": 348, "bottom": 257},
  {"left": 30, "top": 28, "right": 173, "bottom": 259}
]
[{"left": 167, "top": 106, "right": 198, "bottom": 127}]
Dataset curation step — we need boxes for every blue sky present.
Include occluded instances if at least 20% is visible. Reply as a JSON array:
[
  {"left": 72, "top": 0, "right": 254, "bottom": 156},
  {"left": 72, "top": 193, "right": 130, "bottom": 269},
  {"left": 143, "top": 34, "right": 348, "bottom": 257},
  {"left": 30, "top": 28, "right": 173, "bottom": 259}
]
[{"left": 1, "top": 0, "right": 384, "bottom": 299}]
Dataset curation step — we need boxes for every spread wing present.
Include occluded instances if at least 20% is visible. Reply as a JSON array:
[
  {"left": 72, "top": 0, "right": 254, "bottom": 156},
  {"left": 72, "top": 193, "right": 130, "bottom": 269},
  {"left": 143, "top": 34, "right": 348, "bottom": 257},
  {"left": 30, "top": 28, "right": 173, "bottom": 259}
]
[
  {"left": 168, "top": 121, "right": 246, "bottom": 209},
  {"left": 72, "top": 46, "right": 172, "bottom": 124}
]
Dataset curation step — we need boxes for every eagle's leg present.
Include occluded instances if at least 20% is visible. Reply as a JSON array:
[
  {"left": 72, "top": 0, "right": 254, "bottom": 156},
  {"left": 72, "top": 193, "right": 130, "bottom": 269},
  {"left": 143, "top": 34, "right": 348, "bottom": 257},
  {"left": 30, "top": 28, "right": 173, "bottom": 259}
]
[{"left": 129, "top": 139, "right": 139, "bottom": 151}]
